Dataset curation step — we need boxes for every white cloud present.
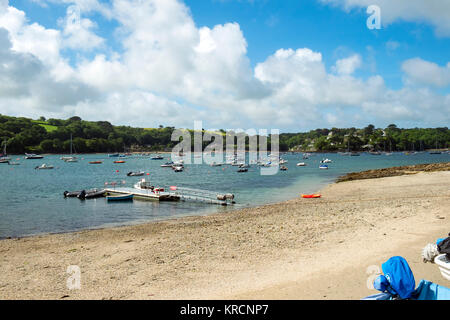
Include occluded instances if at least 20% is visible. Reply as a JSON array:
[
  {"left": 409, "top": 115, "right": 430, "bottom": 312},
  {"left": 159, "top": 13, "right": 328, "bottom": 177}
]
[
  {"left": 320, "top": 0, "right": 450, "bottom": 37},
  {"left": 59, "top": 5, "right": 105, "bottom": 51},
  {"left": 402, "top": 58, "right": 450, "bottom": 88},
  {"left": 332, "top": 54, "right": 362, "bottom": 75},
  {"left": 0, "top": 0, "right": 449, "bottom": 130}
]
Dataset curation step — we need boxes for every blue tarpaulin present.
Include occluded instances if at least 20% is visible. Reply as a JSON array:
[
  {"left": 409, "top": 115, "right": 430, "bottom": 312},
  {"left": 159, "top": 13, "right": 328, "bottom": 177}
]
[
  {"left": 412, "top": 280, "right": 450, "bottom": 300},
  {"left": 382, "top": 256, "right": 416, "bottom": 299},
  {"left": 363, "top": 256, "right": 450, "bottom": 300}
]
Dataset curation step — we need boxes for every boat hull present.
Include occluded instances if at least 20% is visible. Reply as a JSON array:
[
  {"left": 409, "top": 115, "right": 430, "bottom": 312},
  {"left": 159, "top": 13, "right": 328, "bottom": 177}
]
[{"left": 107, "top": 194, "right": 134, "bottom": 202}]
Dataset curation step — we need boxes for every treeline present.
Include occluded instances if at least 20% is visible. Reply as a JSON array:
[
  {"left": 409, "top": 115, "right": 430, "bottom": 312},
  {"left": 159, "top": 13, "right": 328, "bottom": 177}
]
[
  {"left": 0, "top": 115, "right": 449, "bottom": 154},
  {"left": 0, "top": 115, "right": 177, "bottom": 154},
  {"left": 279, "top": 124, "right": 450, "bottom": 152}
]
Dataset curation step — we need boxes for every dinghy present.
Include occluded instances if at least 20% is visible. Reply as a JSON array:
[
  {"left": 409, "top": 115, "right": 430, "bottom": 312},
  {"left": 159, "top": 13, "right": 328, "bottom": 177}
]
[
  {"left": 35, "top": 164, "right": 54, "bottom": 170},
  {"left": 301, "top": 194, "right": 321, "bottom": 199},
  {"left": 107, "top": 194, "right": 134, "bottom": 202},
  {"left": 127, "top": 171, "right": 145, "bottom": 177},
  {"left": 77, "top": 189, "right": 106, "bottom": 200}
]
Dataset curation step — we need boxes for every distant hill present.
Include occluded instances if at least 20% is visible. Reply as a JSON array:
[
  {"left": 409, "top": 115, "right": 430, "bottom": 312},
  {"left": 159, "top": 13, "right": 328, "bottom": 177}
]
[{"left": 0, "top": 114, "right": 449, "bottom": 154}]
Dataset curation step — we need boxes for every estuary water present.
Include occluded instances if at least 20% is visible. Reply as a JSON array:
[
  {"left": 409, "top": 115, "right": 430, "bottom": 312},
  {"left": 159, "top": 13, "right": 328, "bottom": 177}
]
[{"left": 0, "top": 152, "right": 448, "bottom": 238}]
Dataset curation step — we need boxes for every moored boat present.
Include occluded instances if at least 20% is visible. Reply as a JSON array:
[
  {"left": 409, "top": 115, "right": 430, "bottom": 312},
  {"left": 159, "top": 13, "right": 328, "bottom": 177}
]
[
  {"left": 25, "top": 153, "right": 44, "bottom": 159},
  {"left": 35, "top": 164, "right": 54, "bottom": 170},
  {"left": 127, "top": 171, "right": 145, "bottom": 177},
  {"left": 161, "top": 162, "right": 174, "bottom": 167},
  {"left": 77, "top": 189, "right": 106, "bottom": 200},
  {"left": 319, "top": 164, "right": 329, "bottom": 170},
  {"left": 106, "top": 193, "right": 134, "bottom": 202}
]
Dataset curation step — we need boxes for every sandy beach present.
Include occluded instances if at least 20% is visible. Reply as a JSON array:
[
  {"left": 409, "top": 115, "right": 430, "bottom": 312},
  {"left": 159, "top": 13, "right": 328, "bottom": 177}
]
[{"left": 0, "top": 169, "right": 449, "bottom": 300}]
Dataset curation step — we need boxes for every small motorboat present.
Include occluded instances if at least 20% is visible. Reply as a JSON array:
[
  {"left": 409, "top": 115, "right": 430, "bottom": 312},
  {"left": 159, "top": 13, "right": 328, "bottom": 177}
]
[
  {"left": 114, "top": 160, "right": 126, "bottom": 164},
  {"left": 173, "top": 166, "right": 184, "bottom": 172},
  {"left": 320, "top": 159, "right": 332, "bottom": 164},
  {"left": 297, "top": 162, "right": 306, "bottom": 167},
  {"left": 151, "top": 155, "right": 164, "bottom": 160},
  {"left": 161, "top": 162, "right": 174, "bottom": 167},
  {"left": 106, "top": 194, "right": 134, "bottom": 202},
  {"left": 280, "top": 166, "right": 288, "bottom": 171},
  {"left": 25, "top": 153, "right": 44, "bottom": 159},
  {"left": 35, "top": 164, "right": 54, "bottom": 170},
  {"left": 127, "top": 171, "right": 145, "bottom": 177},
  {"left": 237, "top": 168, "right": 248, "bottom": 173},
  {"left": 301, "top": 194, "right": 321, "bottom": 199},
  {"left": 89, "top": 161, "right": 103, "bottom": 164},
  {"left": 108, "top": 153, "right": 120, "bottom": 158},
  {"left": 319, "top": 165, "right": 329, "bottom": 170},
  {"left": 78, "top": 189, "right": 107, "bottom": 200},
  {"left": 64, "top": 190, "right": 83, "bottom": 198}
]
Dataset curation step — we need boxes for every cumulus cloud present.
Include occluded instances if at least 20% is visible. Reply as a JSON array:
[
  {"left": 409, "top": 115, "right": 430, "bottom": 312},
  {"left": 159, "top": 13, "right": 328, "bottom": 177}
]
[
  {"left": 402, "top": 58, "right": 450, "bottom": 88},
  {"left": 0, "top": 0, "right": 449, "bottom": 130},
  {"left": 332, "top": 54, "right": 362, "bottom": 75},
  {"left": 59, "top": 5, "right": 105, "bottom": 51},
  {"left": 320, "top": 0, "right": 450, "bottom": 37}
]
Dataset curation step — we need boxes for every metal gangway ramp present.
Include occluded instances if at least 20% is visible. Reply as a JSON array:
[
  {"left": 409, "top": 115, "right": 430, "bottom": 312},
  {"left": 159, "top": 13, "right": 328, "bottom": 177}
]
[{"left": 171, "top": 187, "right": 235, "bottom": 206}]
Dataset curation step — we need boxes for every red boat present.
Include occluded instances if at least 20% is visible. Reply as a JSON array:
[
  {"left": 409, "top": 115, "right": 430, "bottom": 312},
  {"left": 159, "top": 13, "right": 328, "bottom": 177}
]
[
  {"left": 114, "top": 161, "right": 126, "bottom": 164},
  {"left": 89, "top": 161, "right": 103, "bottom": 164}
]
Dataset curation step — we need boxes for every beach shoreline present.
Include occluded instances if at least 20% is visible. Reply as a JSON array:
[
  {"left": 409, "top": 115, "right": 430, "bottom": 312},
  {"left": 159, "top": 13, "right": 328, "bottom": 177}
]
[{"left": 0, "top": 168, "right": 449, "bottom": 300}]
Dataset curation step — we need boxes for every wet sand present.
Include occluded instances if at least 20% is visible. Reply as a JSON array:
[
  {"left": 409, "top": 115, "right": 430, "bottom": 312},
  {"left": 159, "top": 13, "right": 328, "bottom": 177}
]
[{"left": 0, "top": 170, "right": 449, "bottom": 300}]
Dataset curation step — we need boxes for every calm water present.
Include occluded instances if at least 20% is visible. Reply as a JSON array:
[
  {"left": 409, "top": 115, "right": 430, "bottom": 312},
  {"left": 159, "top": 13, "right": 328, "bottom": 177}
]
[{"left": 0, "top": 152, "right": 448, "bottom": 238}]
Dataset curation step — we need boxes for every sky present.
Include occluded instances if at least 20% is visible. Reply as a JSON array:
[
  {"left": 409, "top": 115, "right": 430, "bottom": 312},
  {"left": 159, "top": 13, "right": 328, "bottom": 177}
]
[{"left": 0, "top": 0, "right": 449, "bottom": 132}]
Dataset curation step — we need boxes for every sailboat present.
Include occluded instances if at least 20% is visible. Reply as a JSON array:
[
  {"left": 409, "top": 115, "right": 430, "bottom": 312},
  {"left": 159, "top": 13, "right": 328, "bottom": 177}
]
[
  {"left": 429, "top": 139, "right": 442, "bottom": 155},
  {"left": 61, "top": 134, "right": 78, "bottom": 162},
  {"left": 0, "top": 139, "right": 10, "bottom": 163},
  {"left": 383, "top": 140, "right": 393, "bottom": 156}
]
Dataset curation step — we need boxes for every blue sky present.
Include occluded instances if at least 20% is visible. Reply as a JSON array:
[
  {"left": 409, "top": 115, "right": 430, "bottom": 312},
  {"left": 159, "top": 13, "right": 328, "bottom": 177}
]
[
  {"left": 14, "top": 0, "right": 450, "bottom": 89},
  {"left": 1, "top": 0, "right": 449, "bottom": 130}
]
